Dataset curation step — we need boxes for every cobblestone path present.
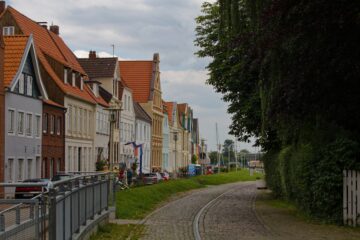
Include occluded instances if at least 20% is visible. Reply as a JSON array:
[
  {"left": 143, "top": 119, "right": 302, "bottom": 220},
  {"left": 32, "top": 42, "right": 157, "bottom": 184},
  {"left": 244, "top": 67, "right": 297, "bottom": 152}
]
[{"left": 141, "top": 182, "right": 267, "bottom": 240}]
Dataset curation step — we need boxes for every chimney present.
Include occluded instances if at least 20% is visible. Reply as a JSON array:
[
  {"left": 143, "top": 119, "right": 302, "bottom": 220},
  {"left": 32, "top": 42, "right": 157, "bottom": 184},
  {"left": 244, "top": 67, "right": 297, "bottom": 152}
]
[
  {"left": 0, "top": 1, "right": 5, "bottom": 14},
  {"left": 153, "top": 53, "right": 160, "bottom": 62},
  {"left": 49, "top": 25, "right": 59, "bottom": 35},
  {"left": 89, "top": 50, "right": 97, "bottom": 59}
]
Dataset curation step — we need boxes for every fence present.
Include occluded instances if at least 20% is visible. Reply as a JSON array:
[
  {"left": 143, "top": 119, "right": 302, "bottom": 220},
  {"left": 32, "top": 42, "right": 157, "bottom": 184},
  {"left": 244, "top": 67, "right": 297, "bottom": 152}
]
[
  {"left": 0, "top": 172, "right": 115, "bottom": 240},
  {"left": 343, "top": 170, "right": 360, "bottom": 226}
]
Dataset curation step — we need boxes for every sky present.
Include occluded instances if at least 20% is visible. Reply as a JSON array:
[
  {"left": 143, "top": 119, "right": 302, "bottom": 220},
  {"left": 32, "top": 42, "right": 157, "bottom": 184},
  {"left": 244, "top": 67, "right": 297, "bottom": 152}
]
[{"left": 7, "top": 0, "right": 257, "bottom": 152}]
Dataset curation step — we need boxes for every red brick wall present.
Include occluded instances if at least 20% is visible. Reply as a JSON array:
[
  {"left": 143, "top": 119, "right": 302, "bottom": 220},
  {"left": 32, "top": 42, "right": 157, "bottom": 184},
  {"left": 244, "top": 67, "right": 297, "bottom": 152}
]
[
  {"left": 0, "top": 34, "right": 5, "bottom": 196},
  {"left": 42, "top": 102, "right": 65, "bottom": 179}
]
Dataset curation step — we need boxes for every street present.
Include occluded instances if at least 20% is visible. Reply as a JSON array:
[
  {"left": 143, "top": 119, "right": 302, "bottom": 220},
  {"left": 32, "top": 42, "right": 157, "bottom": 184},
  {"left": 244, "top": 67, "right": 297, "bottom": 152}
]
[{"left": 140, "top": 182, "right": 360, "bottom": 240}]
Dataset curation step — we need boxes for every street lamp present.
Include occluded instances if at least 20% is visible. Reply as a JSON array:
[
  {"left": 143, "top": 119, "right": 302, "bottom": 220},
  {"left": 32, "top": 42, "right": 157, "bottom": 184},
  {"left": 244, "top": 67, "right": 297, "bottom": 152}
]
[
  {"left": 105, "top": 105, "right": 122, "bottom": 171},
  {"left": 171, "top": 131, "right": 179, "bottom": 178}
]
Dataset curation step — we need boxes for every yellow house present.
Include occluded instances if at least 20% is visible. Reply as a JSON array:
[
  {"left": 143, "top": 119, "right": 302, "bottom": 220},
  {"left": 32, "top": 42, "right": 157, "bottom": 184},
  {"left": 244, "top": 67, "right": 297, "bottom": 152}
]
[{"left": 119, "top": 54, "right": 163, "bottom": 171}]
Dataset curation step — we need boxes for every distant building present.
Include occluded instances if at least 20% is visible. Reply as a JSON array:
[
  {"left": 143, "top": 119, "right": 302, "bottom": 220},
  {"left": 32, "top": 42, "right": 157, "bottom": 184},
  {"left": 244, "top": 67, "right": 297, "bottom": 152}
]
[{"left": 162, "top": 102, "right": 170, "bottom": 172}]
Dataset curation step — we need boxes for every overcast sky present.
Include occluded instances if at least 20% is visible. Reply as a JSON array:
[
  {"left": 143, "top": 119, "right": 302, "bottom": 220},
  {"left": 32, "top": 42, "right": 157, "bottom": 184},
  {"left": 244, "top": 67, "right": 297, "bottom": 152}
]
[{"left": 7, "top": 0, "right": 257, "bottom": 152}]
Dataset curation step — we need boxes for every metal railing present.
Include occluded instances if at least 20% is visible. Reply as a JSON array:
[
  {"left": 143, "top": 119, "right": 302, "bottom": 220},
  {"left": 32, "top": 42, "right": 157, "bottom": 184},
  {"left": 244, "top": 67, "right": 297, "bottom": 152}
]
[{"left": 0, "top": 172, "right": 115, "bottom": 240}]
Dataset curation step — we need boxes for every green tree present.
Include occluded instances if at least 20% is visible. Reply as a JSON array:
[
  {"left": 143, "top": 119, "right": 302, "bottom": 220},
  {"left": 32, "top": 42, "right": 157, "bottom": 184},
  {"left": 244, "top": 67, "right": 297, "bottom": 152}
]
[{"left": 208, "top": 151, "right": 218, "bottom": 165}]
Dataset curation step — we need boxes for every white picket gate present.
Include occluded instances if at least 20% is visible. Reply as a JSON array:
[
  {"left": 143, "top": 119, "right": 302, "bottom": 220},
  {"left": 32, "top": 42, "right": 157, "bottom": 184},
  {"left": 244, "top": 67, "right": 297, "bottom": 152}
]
[{"left": 343, "top": 170, "right": 360, "bottom": 226}]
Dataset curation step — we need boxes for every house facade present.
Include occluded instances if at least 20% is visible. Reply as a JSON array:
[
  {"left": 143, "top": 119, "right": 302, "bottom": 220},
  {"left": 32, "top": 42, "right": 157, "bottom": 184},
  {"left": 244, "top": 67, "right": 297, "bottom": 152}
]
[
  {"left": 2, "top": 35, "right": 48, "bottom": 197},
  {"left": 0, "top": 5, "right": 100, "bottom": 172},
  {"left": 165, "top": 101, "right": 182, "bottom": 173},
  {"left": 134, "top": 102, "right": 151, "bottom": 173},
  {"left": 119, "top": 53, "right": 164, "bottom": 172},
  {"left": 162, "top": 103, "right": 170, "bottom": 172},
  {"left": 177, "top": 103, "right": 192, "bottom": 168},
  {"left": 42, "top": 100, "right": 65, "bottom": 178},
  {"left": 0, "top": 28, "right": 5, "bottom": 189},
  {"left": 119, "top": 81, "right": 135, "bottom": 168},
  {"left": 78, "top": 52, "right": 121, "bottom": 168}
]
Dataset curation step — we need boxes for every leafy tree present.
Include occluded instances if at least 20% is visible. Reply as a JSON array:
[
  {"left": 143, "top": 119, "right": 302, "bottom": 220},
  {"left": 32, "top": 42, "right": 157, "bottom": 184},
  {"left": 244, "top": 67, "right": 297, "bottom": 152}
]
[
  {"left": 191, "top": 154, "right": 198, "bottom": 164},
  {"left": 208, "top": 151, "right": 218, "bottom": 165}
]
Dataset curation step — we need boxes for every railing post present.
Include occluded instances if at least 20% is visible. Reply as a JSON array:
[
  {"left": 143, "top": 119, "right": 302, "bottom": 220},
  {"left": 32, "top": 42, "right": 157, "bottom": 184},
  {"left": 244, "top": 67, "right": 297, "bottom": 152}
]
[
  {"left": 0, "top": 214, "right": 5, "bottom": 232},
  {"left": 48, "top": 188, "right": 57, "bottom": 240},
  {"left": 15, "top": 206, "right": 20, "bottom": 225}
]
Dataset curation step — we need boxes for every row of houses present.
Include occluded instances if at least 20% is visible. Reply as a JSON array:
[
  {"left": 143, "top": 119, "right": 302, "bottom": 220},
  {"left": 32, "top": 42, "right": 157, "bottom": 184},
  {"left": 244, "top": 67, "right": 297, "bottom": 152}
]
[{"left": 0, "top": 2, "right": 200, "bottom": 197}]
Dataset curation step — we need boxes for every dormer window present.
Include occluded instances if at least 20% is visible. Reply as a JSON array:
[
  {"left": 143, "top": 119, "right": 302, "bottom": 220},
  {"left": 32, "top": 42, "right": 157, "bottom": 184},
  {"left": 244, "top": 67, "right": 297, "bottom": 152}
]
[
  {"left": 72, "top": 72, "right": 76, "bottom": 87},
  {"left": 3, "top": 26, "right": 15, "bottom": 36},
  {"left": 93, "top": 84, "right": 99, "bottom": 97},
  {"left": 80, "top": 76, "right": 84, "bottom": 90},
  {"left": 18, "top": 74, "right": 25, "bottom": 94},
  {"left": 64, "top": 68, "right": 68, "bottom": 84},
  {"left": 26, "top": 76, "right": 33, "bottom": 96}
]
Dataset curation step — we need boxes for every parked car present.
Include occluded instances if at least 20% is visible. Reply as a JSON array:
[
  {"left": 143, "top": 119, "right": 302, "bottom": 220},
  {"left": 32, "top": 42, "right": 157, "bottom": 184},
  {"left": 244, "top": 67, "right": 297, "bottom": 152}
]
[
  {"left": 160, "top": 172, "right": 170, "bottom": 181},
  {"left": 15, "top": 178, "right": 51, "bottom": 199},
  {"left": 142, "top": 173, "right": 158, "bottom": 185}
]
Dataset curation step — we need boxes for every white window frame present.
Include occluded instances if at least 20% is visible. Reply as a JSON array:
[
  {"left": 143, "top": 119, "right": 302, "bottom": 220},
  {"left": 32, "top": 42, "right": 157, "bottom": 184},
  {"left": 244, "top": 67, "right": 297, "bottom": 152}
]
[
  {"left": 19, "top": 73, "right": 25, "bottom": 94},
  {"left": 80, "top": 76, "right": 84, "bottom": 90},
  {"left": 3, "top": 26, "right": 15, "bottom": 36},
  {"left": 64, "top": 68, "right": 68, "bottom": 84},
  {"left": 26, "top": 112, "right": 33, "bottom": 137},
  {"left": 26, "top": 75, "right": 33, "bottom": 96},
  {"left": 35, "top": 114, "right": 41, "bottom": 138},
  {"left": 8, "top": 108, "right": 15, "bottom": 135},
  {"left": 72, "top": 72, "right": 76, "bottom": 87},
  {"left": 7, "top": 158, "right": 14, "bottom": 182},
  {"left": 56, "top": 116, "right": 61, "bottom": 135},
  {"left": 17, "top": 111, "right": 25, "bottom": 136}
]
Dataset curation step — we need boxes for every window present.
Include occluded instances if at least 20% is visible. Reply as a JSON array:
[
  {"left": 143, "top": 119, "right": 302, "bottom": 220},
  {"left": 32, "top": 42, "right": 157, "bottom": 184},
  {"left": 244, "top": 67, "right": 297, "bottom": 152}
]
[
  {"left": 18, "top": 159, "right": 24, "bottom": 181},
  {"left": 26, "top": 76, "right": 33, "bottom": 96},
  {"left": 3, "top": 26, "right": 15, "bottom": 36},
  {"left": 56, "top": 158, "right": 61, "bottom": 174},
  {"left": 72, "top": 72, "right": 76, "bottom": 87},
  {"left": 80, "top": 77, "right": 84, "bottom": 90},
  {"left": 26, "top": 113, "right": 32, "bottom": 136},
  {"left": 27, "top": 159, "right": 32, "bottom": 179},
  {"left": 36, "top": 157, "right": 41, "bottom": 178},
  {"left": 50, "top": 115, "right": 55, "bottom": 134},
  {"left": 8, "top": 159, "right": 14, "bottom": 182},
  {"left": 19, "top": 73, "right": 25, "bottom": 94},
  {"left": 35, "top": 115, "right": 41, "bottom": 137},
  {"left": 64, "top": 68, "right": 68, "bottom": 84},
  {"left": 17, "top": 111, "right": 24, "bottom": 135},
  {"left": 43, "top": 113, "right": 48, "bottom": 133},
  {"left": 57, "top": 117, "right": 61, "bottom": 135},
  {"left": 68, "top": 105, "right": 72, "bottom": 133},
  {"left": 8, "top": 109, "right": 15, "bottom": 134},
  {"left": 124, "top": 96, "right": 127, "bottom": 111},
  {"left": 128, "top": 96, "right": 130, "bottom": 111}
]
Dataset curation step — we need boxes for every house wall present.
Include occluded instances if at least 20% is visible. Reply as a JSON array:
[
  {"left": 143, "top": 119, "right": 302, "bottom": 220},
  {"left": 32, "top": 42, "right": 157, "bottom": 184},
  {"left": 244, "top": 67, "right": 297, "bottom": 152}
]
[
  {"left": 120, "top": 88, "right": 135, "bottom": 168},
  {"left": 162, "top": 113, "right": 170, "bottom": 172},
  {"left": 135, "top": 119, "right": 151, "bottom": 173},
  {"left": 95, "top": 105, "right": 109, "bottom": 162},
  {"left": 0, "top": 40, "right": 5, "bottom": 194},
  {"left": 42, "top": 103, "right": 65, "bottom": 179},
  {"left": 64, "top": 96, "right": 95, "bottom": 172},
  {"left": 4, "top": 92, "right": 42, "bottom": 197}
]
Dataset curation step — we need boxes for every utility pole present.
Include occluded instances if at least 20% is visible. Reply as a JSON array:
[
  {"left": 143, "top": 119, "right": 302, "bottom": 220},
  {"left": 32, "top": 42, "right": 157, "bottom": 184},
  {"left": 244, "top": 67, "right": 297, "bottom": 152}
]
[{"left": 111, "top": 44, "right": 115, "bottom": 57}]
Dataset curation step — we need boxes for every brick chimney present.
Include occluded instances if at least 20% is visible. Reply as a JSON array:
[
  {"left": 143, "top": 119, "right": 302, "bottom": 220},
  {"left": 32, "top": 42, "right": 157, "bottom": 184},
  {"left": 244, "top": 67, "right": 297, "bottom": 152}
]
[
  {"left": 153, "top": 53, "right": 160, "bottom": 62},
  {"left": 0, "top": 1, "right": 5, "bottom": 14},
  {"left": 49, "top": 25, "right": 59, "bottom": 35},
  {"left": 89, "top": 50, "right": 97, "bottom": 59}
]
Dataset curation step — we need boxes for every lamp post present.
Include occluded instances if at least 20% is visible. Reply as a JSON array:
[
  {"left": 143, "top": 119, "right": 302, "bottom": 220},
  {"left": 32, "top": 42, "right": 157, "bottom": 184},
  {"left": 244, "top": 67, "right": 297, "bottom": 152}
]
[{"left": 105, "top": 105, "right": 121, "bottom": 171}]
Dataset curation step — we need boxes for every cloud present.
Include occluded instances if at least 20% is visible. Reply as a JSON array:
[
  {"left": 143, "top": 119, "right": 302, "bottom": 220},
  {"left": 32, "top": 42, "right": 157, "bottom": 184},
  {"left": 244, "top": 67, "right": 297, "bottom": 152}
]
[{"left": 6, "top": 0, "right": 257, "bottom": 152}]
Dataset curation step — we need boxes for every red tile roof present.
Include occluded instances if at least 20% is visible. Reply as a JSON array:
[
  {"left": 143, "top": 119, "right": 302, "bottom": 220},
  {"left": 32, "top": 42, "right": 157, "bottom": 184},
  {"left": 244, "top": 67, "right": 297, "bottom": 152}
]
[
  {"left": 2, "top": 35, "right": 28, "bottom": 88},
  {"left": 43, "top": 99, "right": 65, "bottom": 109},
  {"left": 164, "top": 102, "right": 174, "bottom": 124},
  {"left": 6, "top": 6, "right": 95, "bottom": 104},
  {"left": 118, "top": 61, "right": 153, "bottom": 103}
]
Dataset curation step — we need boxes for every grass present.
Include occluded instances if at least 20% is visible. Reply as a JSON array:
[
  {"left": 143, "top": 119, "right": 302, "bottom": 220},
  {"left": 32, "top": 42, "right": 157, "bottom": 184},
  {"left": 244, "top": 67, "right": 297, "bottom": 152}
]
[
  {"left": 90, "top": 224, "right": 144, "bottom": 240},
  {"left": 116, "top": 169, "right": 262, "bottom": 219}
]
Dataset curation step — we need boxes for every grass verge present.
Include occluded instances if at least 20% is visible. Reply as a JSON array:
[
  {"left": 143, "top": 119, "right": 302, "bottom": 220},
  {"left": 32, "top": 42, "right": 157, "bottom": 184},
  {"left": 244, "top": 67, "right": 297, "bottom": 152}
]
[
  {"left": 90, "top": 224, "right": 144, "bottom": 240},
  {"left": 116, "top": 169, "right": 262, "bottom": 219}
]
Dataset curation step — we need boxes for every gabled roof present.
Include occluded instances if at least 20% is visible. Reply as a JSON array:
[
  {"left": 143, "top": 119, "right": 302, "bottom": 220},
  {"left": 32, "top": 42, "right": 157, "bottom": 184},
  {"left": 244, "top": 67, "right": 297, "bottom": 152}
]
[
  {"left": 5, "top": 6, "right": 96, "bottom": 104},
  {"left": 2, "top": 35, "right": 28, "bottom": 88},
  {"left": 3, "top": 34, "right": 48, "bottom": 99},
  {"left": 164, "top": 102, "right": 175, "bottom": 124},
  {"left": 85, "top": 84, "right": 109, "bottom": 107},
  {"left": 134, "top": 102, "right": 152, "bottom": 123},
  {"left": 177, "top": 103, "right": 187, "bottom": 115},
  {"left": 99, "top": 85, "right": 113, "bottom": 104},
  {"left": 78, "top": 57, "right": 118, "bottom": 79},
  {"left": 118, "top": 61, "right": 153, "bottom": 103}
]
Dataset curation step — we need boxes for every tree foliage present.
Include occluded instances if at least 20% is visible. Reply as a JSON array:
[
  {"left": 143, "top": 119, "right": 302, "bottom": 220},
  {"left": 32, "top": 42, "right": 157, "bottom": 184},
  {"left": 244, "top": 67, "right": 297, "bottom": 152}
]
[{"left": 195, "top": 0, "right": 360, "bottom": 222}]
